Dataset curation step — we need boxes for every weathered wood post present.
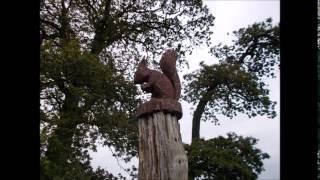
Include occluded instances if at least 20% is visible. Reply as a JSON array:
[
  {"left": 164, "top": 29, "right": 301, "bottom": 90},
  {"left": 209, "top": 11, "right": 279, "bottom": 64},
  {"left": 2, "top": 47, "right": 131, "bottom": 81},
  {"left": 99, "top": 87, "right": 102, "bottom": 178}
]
[{"left": 134, "top": 49, "right": 188, "bottom": 180}]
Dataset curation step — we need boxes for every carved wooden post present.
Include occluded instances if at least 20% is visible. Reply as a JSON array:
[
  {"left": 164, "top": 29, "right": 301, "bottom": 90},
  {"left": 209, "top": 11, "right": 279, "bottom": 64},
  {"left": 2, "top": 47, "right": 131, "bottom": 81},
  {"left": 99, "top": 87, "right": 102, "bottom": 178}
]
[{"left": 134, "top": 50, "right": 188, "bottom": 180}]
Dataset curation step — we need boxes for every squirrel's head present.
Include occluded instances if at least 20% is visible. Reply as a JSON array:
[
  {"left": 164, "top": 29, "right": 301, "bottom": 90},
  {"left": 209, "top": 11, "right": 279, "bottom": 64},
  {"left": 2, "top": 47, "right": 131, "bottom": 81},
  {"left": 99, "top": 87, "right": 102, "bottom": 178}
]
[
  {"left": 134, "top": 58, "right": 150, "bottom": 84},
  {"left": 161, "top": 49, "right": 177, "bottom": 61}
]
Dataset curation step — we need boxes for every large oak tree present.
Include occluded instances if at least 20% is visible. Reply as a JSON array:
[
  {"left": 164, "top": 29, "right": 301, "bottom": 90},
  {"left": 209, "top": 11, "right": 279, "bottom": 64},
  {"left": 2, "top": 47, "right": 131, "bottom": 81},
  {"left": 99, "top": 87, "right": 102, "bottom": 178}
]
[
  {"left": 183, "top": 18, "right": 279, "bottom": 179},
  {"left": 40, "top": 0, "right": 214, "bottom": 179}
]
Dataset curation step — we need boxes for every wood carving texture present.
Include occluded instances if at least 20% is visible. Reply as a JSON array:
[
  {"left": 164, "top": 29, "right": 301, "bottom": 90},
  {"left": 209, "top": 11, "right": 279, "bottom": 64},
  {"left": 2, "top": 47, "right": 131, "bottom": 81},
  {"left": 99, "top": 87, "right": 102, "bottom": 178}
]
[{"left": 138, "top": 112, "right": 188, "bottom": 180}]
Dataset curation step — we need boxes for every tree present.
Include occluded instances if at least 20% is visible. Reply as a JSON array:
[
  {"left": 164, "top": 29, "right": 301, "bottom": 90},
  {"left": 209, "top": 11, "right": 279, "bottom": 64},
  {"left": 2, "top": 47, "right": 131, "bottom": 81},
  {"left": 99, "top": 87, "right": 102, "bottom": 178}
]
[
  {"left": 182, "top": 18, "right": 279, "bottom": 180},
  {"left": 40, "top": 0, "right": 214, "bottom": 67},
  {"left": 40, "top": 0, "right": 279, "bottom": 178},
  {"left": 185, "top": 133, "right": 270, "bottom": 180},
  {"left": 40, "top": 40, "right": 139, "bottom": 179},
  {"left": 40, "top": 0, "right": 215, "bottom": 178},
  {"left": 183, "top": 18, "right": 280, "bottom": 142}
]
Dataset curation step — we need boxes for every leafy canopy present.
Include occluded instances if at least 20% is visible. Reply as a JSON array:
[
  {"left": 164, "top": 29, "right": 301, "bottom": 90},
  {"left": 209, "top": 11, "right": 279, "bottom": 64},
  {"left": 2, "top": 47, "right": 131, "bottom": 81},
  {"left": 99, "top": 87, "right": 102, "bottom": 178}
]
[
  {"left": 186, "top": 133, "right": 270, "bottom": 180},
  {"left": 40, "top": 0, "right": 215, "bottom": 178},
  {"left": 184, "top": 18, "right": 279, "bottom": 125}
]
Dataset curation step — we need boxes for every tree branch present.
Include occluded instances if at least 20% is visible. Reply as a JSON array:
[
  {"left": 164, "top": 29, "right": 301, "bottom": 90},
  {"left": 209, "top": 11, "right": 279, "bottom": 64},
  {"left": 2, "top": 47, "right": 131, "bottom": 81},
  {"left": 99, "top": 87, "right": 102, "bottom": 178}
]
[
  {"left": 191, "top": 86, "right": 216, "bottom": 143},
  {"left": 41, "top": 19, "right": 61, "bottom": 31},
  {"left": 90, "top": 0, "right": 112, "bottom": 54}
]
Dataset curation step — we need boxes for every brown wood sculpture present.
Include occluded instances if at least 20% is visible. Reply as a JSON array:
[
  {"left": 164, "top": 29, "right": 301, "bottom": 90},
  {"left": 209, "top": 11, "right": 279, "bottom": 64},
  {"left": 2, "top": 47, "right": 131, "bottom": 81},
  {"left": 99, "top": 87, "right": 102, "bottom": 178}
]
[
  {"left": 134, "top": 49, "right": 182, "bottom": 119},
  {"left": 134, "top": 49, "right": 188, "bottom": 180}
]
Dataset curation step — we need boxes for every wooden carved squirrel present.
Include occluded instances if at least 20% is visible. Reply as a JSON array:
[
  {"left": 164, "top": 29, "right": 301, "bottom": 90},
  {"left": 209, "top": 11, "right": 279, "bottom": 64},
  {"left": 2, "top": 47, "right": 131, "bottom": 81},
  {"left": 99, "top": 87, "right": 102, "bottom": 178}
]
[{"left": 134, "top": 49, "right": 181, "bottom": 101}]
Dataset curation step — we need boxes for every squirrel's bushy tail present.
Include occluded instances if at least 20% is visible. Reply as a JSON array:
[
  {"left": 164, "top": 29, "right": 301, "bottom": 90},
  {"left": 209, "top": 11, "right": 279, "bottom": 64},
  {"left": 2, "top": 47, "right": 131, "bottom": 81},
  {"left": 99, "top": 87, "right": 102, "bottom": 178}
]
[{"left": 160, "top": 49, "right": 181, "bottom": 100}]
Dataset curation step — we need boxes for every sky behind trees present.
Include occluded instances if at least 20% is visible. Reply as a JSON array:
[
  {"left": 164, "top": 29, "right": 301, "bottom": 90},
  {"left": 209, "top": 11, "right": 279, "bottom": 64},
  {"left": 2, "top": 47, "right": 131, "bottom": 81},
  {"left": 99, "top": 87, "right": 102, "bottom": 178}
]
[{"left": 90, "top": 1, "right": 280, "bottom": 179}]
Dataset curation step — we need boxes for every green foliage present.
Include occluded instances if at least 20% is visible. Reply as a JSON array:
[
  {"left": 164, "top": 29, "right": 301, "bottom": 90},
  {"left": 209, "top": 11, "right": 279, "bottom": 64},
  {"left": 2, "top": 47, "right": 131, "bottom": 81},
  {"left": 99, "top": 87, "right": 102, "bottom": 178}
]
[
  {"left": 183, "top": 19, "right": 279, "bottom": 179},
  {"left": 40, "top": 0, "right": 215, "bottom": 179},
  {"left": 185, "top": 133, "right": 270, "bottom": 180},
  {"left": 40, "top": 0, "right": 276, "bottom": 178},
  {"left": 184, "top": 61, "right": 276, "bottom": 124},
  {"left": 41, "top": 157, "right": 119, "bottom": 180},
  {"left": 184, "top": 18, "right": 279, "bottom": 129},
  {"left": 40, "top": 0, "right": 215, "bottom": 69},
  {"left": 40, "top": 40, "right": 139, "bottom": 178},
  {"left": 210, "top": 18, "right": 279, "bottom": 78}
]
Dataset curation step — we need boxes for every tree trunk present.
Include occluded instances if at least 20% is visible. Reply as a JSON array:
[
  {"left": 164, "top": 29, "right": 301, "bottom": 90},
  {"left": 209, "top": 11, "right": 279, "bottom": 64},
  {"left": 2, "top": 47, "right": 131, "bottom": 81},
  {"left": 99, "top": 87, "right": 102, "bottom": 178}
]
[
  {"left": 191, "top": 89, "right": 215, "bottom": 144},
  {"left": 138, "top": 112, "right": 188, "bottom": 180},
  {"left": 191, "top": 99, "right": 207, "bottom": 143}
]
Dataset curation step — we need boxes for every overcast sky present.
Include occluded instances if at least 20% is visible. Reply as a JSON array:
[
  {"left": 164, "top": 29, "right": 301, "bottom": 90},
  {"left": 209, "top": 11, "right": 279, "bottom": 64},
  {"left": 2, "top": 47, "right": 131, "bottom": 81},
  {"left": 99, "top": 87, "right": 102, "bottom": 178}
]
[{"left": 90, "top": 1, "right": 280, "bottom": 179}]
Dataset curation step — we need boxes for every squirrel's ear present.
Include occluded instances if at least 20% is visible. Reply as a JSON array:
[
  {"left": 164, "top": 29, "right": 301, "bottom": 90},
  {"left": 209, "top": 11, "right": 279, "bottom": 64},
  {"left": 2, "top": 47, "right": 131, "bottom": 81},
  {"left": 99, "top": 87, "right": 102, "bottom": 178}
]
[
  {"left": 139, "top": 58, "right": 148, "bottom": 66},
  {"left": 164, "top": 49, "right": 178, "bottom": 59}
]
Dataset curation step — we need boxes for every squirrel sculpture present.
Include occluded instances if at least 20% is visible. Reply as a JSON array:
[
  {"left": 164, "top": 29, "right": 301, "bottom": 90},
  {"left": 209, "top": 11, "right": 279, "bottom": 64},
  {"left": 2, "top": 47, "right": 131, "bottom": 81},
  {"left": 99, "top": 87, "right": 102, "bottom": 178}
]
[{"left": 134, "top": 49, "right": 181, "bottom": 101}]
